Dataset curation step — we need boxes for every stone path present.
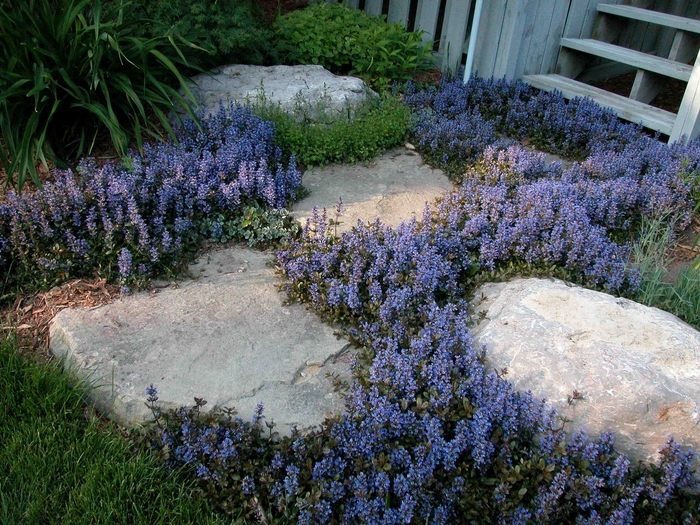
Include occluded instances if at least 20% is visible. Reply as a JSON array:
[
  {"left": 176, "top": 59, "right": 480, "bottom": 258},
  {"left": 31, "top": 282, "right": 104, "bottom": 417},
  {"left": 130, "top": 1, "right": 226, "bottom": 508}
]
[
  {"left": 49, "top": 148, "right": 453, "bottom": 433},
  {"left": 292, "top": 147, "right": 453, "bottom": 232}
]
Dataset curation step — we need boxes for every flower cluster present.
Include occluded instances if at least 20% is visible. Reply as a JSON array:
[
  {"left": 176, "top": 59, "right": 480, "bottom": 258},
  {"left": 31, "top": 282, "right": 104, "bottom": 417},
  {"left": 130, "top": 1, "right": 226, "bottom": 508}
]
[
  {"left": 404, "top": 74, "right": 669, "bottom": 175},
  {"left": 0, "top": 103, "right": 301, "bottom": 294}
]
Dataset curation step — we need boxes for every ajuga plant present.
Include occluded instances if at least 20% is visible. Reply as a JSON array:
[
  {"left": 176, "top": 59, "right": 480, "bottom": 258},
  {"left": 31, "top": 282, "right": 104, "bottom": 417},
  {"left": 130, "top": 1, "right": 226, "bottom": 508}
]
[
  {"left": 149, "top": 202, "right": 699, "bottom": 524},
  {"left": 0, "top": 0, "right": 203, "bottom": 191},
  {"left": 404, "top": 74, "right": 652, "bottom": 178},
  {"left": 146, "top": 77, "right": 700, "bottom": 523},
  {"left": 274, "top": 3, "right": 435, "bottom": 91},
  {"left": 0, "top": 104, "right": 301, "bottom": 298}
]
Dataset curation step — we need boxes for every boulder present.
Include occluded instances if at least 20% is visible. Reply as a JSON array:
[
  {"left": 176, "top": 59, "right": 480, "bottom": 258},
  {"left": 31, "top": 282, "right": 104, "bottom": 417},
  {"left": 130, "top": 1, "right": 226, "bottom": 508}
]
[
  {"left": 470, "top": 278, "right": 700, "bottom": 463},
  {"left": 184, "top": 64, "right": 375, "bottom": 122},
  {"left": 50, "top": 248, "right": 353, "bottom": 435}
]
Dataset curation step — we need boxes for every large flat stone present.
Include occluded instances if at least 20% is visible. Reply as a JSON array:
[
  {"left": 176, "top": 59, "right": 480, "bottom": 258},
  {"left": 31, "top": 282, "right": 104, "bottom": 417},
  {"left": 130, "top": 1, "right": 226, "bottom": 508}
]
[
  {"left": 292, "top": 147, "right": 453, "bottom": 232},
  {"left": 49, "top": 248, "right": 352, "bottom": 434},
  {"left": 470, "top": 278, "right": 700, "bottom": 463},
  {"left": 185, "top": 64, "right": 374, "bottom": 122}
]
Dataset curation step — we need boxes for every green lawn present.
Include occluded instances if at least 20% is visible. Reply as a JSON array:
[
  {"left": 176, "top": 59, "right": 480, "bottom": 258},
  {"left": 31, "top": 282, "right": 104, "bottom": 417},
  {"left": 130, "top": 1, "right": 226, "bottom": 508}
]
[{"left": 0, "top": 335, "right": 237, "bottom": 525}]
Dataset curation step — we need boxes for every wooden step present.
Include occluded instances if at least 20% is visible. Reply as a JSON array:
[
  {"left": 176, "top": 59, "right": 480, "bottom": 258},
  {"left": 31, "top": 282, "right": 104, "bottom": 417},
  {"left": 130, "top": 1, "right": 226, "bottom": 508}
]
[
  {"left": 560, "top": 38, "right": 693, "bottom": 81},
  {"left": 597, "top": 4, "right": 700, "bottom": 35},
  {"left": 521, "top": 74, "right": 676, "bottom": 135}
]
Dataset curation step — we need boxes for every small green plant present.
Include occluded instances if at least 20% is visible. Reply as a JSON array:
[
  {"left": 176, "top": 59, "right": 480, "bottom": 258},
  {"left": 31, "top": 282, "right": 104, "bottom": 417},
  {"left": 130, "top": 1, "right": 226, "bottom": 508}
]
[
  {"left": 0, "top": 0, "right": 202, "bottom": 191},
  {"left": 196, "top": 202, "right": 302, "bottom": 248},
  {"left": 629, "top": 214, "right": 700, "bottom": 330},
  {"left": 254, "top": 94, "right": 412, "bottom": 166},
  {"left": 274, "top": 3, "right": 434, "bottom": 91},
  {"left": 134, "top": 0, "right": 276, "bottom": 67}
]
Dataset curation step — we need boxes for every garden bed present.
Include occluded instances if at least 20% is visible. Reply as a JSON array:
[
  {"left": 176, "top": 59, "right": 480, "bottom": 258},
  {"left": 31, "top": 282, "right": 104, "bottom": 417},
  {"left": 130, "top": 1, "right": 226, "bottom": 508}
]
[{"left": 2, "top": 2, "right": 700, "bottom": 522}]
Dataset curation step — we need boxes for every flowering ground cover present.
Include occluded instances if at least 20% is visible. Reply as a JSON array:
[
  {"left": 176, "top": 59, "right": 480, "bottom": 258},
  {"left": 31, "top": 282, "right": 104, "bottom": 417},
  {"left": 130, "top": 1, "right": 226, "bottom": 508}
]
[
  {"left": 144, "top": 77, "right": 700, "bottom": 524},
  {"left": 0, "top": 59, "right": 698, "bottom": 522},
  {"left": 0, "top": 105, "right": 301, "bottom": 300}
]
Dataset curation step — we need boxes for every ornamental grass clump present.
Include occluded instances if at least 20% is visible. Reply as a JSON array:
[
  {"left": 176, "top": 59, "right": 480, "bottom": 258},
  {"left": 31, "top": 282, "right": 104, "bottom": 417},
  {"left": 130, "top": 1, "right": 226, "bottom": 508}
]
[
  {"left": 0, "top": 104, "right": 300, "bottom": 297},
  {"left": 0, "top": 0, "right": 204, "bottom": 191}
]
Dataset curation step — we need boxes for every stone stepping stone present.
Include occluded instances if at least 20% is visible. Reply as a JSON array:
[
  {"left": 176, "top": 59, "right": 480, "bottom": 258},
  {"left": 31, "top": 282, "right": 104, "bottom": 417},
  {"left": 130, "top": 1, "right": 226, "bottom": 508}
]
[
  {"left": 50, "top": 248, "right": 352, "bottom": 434},
  {"left": 292, "top": 146, "right": 453, "bottom": 232},
  {"left": 471, "top": 278, "right": 700, "bottom": 464},
  {"left": 184, "top": 64, "right": 374, "bottom": 123},
  {"left": 49, "top": 149, "right": 452, "bottom": 433}
]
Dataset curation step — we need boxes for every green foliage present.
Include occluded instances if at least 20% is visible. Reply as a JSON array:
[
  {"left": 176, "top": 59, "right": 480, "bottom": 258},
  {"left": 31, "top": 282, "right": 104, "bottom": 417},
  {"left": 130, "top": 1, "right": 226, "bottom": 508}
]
[
  {"left": 274, "top": 3, "right": 434, "bottom": 91},
  {"left": 196, "top": 202, "right": 302, "bottom": 249},
  {"left": 135, "top": 0, "right": 276, "bottom": 67},
  {"left": 0, "top": 0, "right": 202, "bottom": 191},
  {"left": 0, "top": 336, "right": 231, "bottom": 525},
  {"left": 254, "top": 94, "right": 412, "bottom": 166},
  {"left": 630, "top": 214, "right": 700, "bottom": 330}
]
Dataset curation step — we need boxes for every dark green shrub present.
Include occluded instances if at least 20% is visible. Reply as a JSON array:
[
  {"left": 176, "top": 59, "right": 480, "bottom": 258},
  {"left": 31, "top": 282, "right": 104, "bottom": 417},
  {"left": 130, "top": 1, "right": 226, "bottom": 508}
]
[
  {"left": 254, "top": 94, "right": 412, "bottom": 166},
  {"left": 0, "top": 0, "right": 202, "bottom": 191},
  {"left": 274, "top": 3, "right": 434, "bottom": 91},
  {"left": 134, "top": 0, "right": 276, "bottom": 67}
]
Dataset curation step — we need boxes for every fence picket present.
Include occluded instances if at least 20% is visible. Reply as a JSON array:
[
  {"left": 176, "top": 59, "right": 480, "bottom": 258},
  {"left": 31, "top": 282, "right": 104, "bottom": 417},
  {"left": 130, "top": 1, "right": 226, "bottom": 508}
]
[
  {"left": 414, "top": 0, "right": 442, "bottom": 45},
  {"left": 440, "top": 0, "right": 472, "bottom": 71},
  {"left": 388, "top": 1, "right": 411, "bottom": 25}
]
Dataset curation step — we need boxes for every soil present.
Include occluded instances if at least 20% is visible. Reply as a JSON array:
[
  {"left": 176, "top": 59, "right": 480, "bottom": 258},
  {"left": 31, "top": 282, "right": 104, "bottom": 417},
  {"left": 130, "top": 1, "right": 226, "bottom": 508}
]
[{"left": 666, "top": 216, "right": 700, "bottom": 282}]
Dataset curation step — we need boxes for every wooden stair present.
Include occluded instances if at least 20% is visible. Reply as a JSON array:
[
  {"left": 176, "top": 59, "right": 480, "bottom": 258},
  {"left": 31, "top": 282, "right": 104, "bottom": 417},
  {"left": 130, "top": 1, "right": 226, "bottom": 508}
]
[{"left": 521, "top": 4, "right": 700, "bottom": 143}]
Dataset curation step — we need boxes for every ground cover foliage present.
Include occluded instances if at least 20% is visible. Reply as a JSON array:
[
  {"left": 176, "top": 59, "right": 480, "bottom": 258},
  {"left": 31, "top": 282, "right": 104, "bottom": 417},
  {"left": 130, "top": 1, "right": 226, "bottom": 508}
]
[
  {"left": 146, "top": 76, "right": 700, "bottom": 524},
  {"left": 0, "top": 104, "right": 301, "bottom": 300},
  {"left": 253, "top": 93, "right": 412, "bottom": 167}
]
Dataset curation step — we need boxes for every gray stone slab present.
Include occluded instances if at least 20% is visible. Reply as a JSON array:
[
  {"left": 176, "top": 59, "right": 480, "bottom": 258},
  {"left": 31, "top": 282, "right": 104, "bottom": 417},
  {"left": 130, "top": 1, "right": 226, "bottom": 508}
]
[
  {"left": 292, "top": 147, "right": 453, "bottom": 232},
  {"left": 185, "top": 64, "right": 375, "bottom": 123},
  {"left": 50, "top": 248, "right": 352, "bottom": 434},
  {"left": 470, "top": 278, "right": 700, "bottom": 463}
]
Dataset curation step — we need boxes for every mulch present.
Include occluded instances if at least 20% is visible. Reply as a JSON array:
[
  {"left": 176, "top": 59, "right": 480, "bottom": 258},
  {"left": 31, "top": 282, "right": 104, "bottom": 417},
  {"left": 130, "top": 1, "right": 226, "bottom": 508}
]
[{"left": 2, "top": 278, "right": 119, "bottom": 362}]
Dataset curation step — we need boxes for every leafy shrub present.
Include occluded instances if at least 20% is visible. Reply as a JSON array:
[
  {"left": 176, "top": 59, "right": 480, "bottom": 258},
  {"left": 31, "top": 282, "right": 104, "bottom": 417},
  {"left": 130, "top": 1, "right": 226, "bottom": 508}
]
[
  {"left": 275, "top": 3, "right": 434, "bottom": 91},
  {"left": 134, "top": 0, "right": 276, "bottom": 67},
  {"left": 255, "top": 94, "right": 411, "bottom": 166},
  {"left": 0, "top": 104, "right": 301, "bottom": 298},
  {"left": 0, "top": 0, "right": 203, "bottom": 191}
]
